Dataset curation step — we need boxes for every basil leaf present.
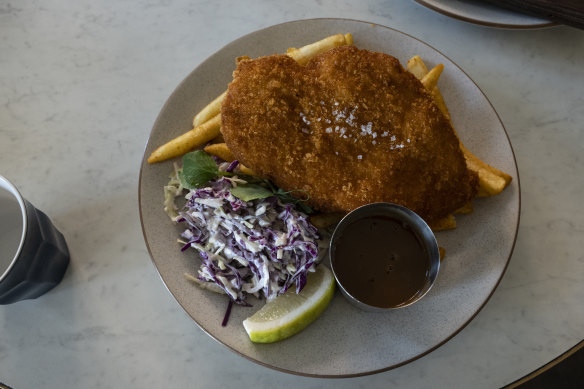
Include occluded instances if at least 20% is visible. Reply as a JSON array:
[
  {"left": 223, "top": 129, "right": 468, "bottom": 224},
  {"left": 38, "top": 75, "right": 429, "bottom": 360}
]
[
  {"left": 275, "top": 188, "right": 310, "bottom": 201},
  {"left": 294, "top": 201, "right": 314, "bottom": 215},
  {"left": 178, "top": 150, "right": 219, "bottom": 189},
  {"left": 274, "top": 188, "right": 313, "bottom": 214},
  {"left": 230, "top": 184, "right": 274, "bottom": 202}
]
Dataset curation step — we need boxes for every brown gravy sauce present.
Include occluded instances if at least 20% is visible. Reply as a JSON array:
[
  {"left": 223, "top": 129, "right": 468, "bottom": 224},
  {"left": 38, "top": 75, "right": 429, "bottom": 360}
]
[{"left": 332, "top": 215, "right": 430, "bottom": 308}]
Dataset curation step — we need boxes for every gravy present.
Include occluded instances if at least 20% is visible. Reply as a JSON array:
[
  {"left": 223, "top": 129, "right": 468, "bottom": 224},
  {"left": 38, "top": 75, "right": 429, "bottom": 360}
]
[{"left": 332, "top": 215, "right": 430, "bottom": 308}]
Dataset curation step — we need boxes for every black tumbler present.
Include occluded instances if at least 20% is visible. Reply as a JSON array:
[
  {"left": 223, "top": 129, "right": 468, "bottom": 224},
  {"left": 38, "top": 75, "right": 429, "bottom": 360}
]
[{"left": 0, "top": 175, "right": 70, "bottom": 304}]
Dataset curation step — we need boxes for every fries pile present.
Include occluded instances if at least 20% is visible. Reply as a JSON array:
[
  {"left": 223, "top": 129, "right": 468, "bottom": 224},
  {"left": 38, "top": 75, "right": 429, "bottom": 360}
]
[
  {"left": 147, "top": 34, "right": 353, "bottom": 164},
  {"left": 406, "top": 55, "right": 512, "bottom": 230},
  {"left": 147, "top": 33, "right": 511, "bottom": 231}
]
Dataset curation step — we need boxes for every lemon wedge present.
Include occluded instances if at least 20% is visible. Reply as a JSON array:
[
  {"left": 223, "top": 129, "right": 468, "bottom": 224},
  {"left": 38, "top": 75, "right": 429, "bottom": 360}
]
[{"left": 243, "top": 265, "right": 335, "bottom": 343}]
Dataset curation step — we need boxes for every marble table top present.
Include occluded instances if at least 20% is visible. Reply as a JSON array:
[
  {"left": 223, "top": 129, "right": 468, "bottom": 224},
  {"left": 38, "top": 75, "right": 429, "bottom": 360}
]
[{"left": 1, "top": 1, "right": 583, "bottom": 387}]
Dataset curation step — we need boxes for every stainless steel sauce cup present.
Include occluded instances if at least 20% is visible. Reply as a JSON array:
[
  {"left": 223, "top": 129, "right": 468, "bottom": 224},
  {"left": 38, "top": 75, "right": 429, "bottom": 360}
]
[{"left": 329, "top": 202, "right": 440, "bottom": 312}]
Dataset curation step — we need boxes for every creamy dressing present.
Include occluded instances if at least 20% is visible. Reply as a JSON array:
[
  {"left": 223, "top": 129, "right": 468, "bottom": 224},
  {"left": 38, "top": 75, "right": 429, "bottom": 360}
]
[{"left": 165, "top": 165, "right": 324, "bottom": 305}]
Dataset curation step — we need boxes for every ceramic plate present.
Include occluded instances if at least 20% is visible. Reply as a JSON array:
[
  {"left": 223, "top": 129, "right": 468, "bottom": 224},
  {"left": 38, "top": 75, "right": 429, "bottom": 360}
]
[
  {"left": 139, "top": 19, "right": 520, "bottom": 377},
  {"left": 415, "top": 0, "right": 556, "bottom": 29}
]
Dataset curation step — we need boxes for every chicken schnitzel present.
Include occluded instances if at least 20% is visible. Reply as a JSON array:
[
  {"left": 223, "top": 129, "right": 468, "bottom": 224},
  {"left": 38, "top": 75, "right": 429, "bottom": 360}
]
[{"left": 220, "top": 45, "right": 477, "bottom": 222}]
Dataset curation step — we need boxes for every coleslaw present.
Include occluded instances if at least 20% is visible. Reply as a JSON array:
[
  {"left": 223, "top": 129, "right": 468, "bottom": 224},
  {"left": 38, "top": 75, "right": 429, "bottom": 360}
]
[{"left": 165, "top": 160, "right": 325, "bottom": 307}]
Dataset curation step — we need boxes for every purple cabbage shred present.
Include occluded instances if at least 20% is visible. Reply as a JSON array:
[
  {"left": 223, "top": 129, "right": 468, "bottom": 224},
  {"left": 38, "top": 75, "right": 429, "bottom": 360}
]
[{"left": 176, "top": 176, "right": 320, "bottom": 307}]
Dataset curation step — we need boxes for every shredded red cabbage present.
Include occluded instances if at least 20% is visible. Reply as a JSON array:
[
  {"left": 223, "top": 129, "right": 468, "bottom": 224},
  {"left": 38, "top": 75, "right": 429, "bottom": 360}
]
[{"left": 176, "top": 175, "right": 321, "bottom": 306}]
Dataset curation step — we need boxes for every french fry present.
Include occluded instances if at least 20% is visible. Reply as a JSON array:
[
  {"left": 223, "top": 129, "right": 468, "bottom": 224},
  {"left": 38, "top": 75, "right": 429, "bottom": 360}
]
[
  {"left": 147, "top": 114, "right": 221, "bottom": 163},
  {"left": 193, "top": 91, "right": 226, "bottom": 127},
  {"left": 203, "top": 142, "right": 234, "bottom": 162},
  {"left": 150, "top": 34, "right": 355, "bottom": 164},
  {"left": 454, "top": 201, "right": 473, "bottom": 214},
  {"left": 239, "top": 165, "right": 257, "bottom": 176},
  {"left": 192, "top": 35, "right": 353, "bottom": 131},
  {"left": 421, "top": 64, "right": 444, "bottom": 91},
  {"left": 286, "top": 33, "right": 352, "bottom": 66},
  {"left": 408, "top": 55, "right": 511, "bottom": 196},
  {"left": 407, "top": 55, "right": 429, "bottom": 79},
  {"left": 430, "top": 87, "right": 451, "bottom": 122},
  {"left": 344, "top": 33, "right": 353, "bottom": 45},
  {"left": 198, "top": 34, "right": 352, "bottom": 128},
  {"left": 430, "top": 202, "right": 473, "bottom": 232},
  {"left": 203, "top": 143, "right": 257, "bottom": 175},
  {"left": 439, "top": 247, "right": 446, "bottom": 261},
  {"left": 309, "top": 212, "right": 344, "bottom": 229},
  {"left": 428, "top": 214, "right": 457, "bottom": 231},
  {"left": 476, "top": 186, "right": 491, "bottom": 198},
  {"left": 461, "top": 143, "right": 512, "bottom": 196},
  {"left": 408, "top": 57, "right": 451, "bottom": 120}
]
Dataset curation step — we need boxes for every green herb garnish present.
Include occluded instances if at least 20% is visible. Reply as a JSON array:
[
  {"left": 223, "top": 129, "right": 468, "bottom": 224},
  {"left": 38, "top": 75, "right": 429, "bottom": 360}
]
[
  {"left": 178, "top": 150, "right": 231, "bottom": 189},
  {"left": 231, "top": 184, "right": 312, "bottom": 213},
  {"left": 229, "top": 183, "right": 274, "bottom": 202},
  {"left": 274, "top": 188, "right": 313, "bottom": 214},
  {"left": 177, "top": 150, "right": 313, "bottom": 213}
]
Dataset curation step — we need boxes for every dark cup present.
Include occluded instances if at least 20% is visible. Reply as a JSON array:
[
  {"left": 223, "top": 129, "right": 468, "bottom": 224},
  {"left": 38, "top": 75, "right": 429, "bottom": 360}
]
[{"left": 0, "top": 175, "right": 70, "bottom": 304}]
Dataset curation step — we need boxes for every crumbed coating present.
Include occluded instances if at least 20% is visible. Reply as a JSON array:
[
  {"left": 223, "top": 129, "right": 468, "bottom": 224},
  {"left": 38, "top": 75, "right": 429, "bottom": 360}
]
[{"left": 220, "top": 45, "right": 477, "bottom": 222}]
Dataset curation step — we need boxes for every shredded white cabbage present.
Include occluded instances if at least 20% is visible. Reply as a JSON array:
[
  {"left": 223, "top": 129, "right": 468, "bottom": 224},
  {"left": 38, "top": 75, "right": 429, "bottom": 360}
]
[{"left": 166, "top": 165, "right": 325, "bottom": 305}]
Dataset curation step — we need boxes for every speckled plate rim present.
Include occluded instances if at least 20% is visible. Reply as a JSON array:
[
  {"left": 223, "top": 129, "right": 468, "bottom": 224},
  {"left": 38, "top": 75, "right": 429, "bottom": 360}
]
[
  {"left": 139, "top": 18, "right": 521, "bottom": 377},
  {"left": 414, "top": 0, "right": 557, "bottom": 29}
]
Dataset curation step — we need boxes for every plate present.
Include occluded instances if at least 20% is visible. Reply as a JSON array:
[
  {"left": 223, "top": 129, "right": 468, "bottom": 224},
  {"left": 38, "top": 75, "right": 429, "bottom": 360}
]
[
  {"left": 139, "top": 18, "right": 520, "bottom": 377},
  {"left": 415, "top": 0, "right": 556, "bottom": 29}
]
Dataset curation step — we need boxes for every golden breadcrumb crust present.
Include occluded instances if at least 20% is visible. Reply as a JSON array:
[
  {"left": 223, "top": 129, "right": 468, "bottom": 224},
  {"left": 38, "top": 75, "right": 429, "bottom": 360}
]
[{"left": 221, "top": 45, "right": 477, "bottom": 222}]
